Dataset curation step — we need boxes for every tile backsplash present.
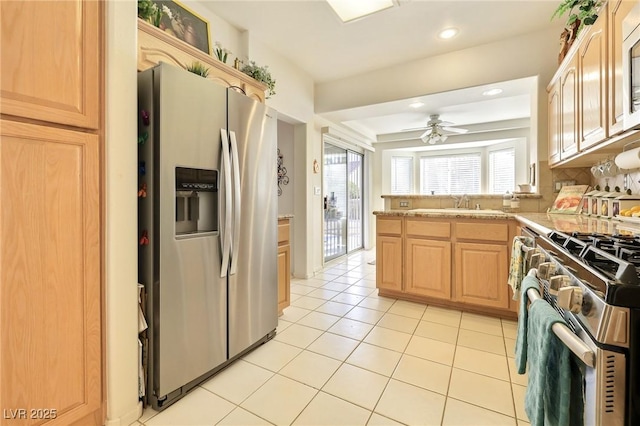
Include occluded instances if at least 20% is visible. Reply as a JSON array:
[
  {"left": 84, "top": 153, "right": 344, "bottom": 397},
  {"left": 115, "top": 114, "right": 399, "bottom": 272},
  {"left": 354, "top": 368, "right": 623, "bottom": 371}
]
[{"left": 551, "top": 167, "right": 592, "bottom": 192}]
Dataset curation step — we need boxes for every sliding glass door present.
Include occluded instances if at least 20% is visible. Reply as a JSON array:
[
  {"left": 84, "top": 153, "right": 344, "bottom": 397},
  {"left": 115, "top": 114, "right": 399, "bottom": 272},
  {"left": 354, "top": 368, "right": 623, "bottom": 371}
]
[{"left": 323, "top": 143, "right": 363, "bottom": 261}]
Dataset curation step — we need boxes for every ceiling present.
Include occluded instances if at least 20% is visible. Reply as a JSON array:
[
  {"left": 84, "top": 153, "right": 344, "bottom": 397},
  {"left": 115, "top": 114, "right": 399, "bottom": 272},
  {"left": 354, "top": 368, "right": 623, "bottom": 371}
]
[{"left": 201, "top": 0, "right": 564, "bottom": 144}]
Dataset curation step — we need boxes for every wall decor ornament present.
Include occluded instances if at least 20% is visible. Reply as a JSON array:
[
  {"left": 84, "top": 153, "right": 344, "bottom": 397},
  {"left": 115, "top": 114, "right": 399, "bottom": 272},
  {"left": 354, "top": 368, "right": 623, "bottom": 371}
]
[
  {"left": 277, "top": 148, "right": 289, "bottom": 196},
  {"left": 138, "top": 0, "right": 211, "bottom": 54}
]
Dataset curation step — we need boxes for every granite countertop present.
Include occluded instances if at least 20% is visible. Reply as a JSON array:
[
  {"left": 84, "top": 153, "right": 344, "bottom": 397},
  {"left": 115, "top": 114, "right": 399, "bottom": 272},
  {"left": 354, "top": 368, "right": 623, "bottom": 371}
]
[
  {"left": 374, "top": 209, "right": 640, "bottom": 236},
  {"left": 514, "top": 212, "right": 640, "bottom": 236},
  {"left": 373, "top": 209, "right": 511, "bottom": 220}
]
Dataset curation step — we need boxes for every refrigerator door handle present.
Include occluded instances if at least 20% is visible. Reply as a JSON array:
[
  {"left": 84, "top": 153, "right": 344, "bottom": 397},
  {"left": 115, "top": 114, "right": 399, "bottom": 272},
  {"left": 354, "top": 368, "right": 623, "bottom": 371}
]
[
  {"left": 229, "top": 131, "right": 241, "bottom": 275},
  {"left": 220, "top": 129, "right": 232, "bottom": 278}
]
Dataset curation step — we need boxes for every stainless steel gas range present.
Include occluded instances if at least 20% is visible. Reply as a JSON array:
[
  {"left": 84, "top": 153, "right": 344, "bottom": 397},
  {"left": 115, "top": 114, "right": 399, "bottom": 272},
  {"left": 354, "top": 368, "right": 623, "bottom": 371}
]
[{"left": 523, "top": 229, "right": 640, "bottom": 426}]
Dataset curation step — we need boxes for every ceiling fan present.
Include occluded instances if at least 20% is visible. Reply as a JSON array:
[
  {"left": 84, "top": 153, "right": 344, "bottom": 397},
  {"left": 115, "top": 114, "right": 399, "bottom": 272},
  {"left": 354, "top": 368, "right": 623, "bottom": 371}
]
[{"left": 418, "top": 114, "right": 469, "bottom": 144}]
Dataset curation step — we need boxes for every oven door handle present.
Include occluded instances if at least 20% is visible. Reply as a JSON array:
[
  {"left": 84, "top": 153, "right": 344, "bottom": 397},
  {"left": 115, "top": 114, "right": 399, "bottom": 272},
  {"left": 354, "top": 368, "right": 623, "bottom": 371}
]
[{"left": 526, "top": 269, "right": 596, "bottom": 368}]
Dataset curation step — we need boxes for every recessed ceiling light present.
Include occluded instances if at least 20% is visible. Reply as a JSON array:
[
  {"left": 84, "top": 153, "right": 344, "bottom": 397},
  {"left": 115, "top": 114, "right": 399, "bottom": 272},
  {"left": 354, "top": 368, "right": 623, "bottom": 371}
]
[
  {"left": 326, "top": 0, "right": 395, "bottom": 23},
  {"left": 482, "top": 88, "right": 503, "bottom": 96},
  {"left": 438, "top": 28, "right": 458, "bottom": 40},
  {"left": 409, "top": 101, "right": 424, "bottom": 109}
]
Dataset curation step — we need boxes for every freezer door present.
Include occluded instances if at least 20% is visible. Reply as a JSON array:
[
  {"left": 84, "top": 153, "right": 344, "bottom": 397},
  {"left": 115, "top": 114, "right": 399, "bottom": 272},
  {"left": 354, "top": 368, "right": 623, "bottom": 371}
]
[
  {"left": 153, "top": 64, "right": 228, "bottom": 398},
  {"left": 227, "top": 89, "right": 278, "bottom": 358}
]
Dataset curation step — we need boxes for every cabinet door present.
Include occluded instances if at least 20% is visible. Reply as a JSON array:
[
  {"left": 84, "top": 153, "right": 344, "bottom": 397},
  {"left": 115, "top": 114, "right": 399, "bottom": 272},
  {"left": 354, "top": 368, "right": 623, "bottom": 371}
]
[
  {"left": 548, "top": 80, "right": 562, "bottom": 165},
  {"left": 376, "top": 236, "right": 403, "bottom": 292},
  {"left": 405, "top": 238, "right": 451, "bottom": 299},
  {"left": 561, "top": 55, "right": 579, "bottom": 159},
  {"left": 0, "top": 120, "right": 102, "bottom": 424},
  {"left": 609, "top": 0, "right": 637, "bottom": 136},
  {"left": 277, "top": 244, "right": 291, "bottom": 315},
  {"left": 0, "top": 0, "right": 101, "bottom": 129},
  {"left": 580, "top": 9, "right": 608, "bottom": 150},
  {"left": 454, "top": 242, "right": 509, "bottom": 309}
]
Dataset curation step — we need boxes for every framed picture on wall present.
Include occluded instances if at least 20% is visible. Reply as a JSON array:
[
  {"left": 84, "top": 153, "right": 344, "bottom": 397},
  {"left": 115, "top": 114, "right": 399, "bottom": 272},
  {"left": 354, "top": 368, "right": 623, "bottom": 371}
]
[{"left": 152, "top": 0, "right": 211, "bottom": 54}]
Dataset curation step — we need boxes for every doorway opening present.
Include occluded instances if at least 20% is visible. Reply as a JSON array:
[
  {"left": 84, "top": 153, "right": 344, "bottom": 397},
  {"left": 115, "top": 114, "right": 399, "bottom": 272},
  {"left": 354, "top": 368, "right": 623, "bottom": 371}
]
[{"left": 323, "top": 143, "right": 364, "bottom": 262}]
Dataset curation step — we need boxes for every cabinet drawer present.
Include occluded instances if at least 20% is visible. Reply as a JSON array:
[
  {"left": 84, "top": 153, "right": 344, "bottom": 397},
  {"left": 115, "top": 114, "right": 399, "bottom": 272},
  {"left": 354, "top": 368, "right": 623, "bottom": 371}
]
[
  {"left": 377, "top": 217, "right": 402, "bottom": 236},
  {"left": 406, "top": 219, "right": 450, "bottom": 238},
  {"left": 456, "top": 222, "right": 508, "bottom": 242},
  {"left": 278, "top": 221, "right": 290, "bottom": 244}
]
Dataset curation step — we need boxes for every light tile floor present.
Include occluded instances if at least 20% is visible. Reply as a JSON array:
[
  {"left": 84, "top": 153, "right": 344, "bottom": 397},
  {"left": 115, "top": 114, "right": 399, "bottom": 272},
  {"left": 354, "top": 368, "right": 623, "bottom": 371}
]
[{"left": 135, "top": 250, "right": 531, "bottom": 426}]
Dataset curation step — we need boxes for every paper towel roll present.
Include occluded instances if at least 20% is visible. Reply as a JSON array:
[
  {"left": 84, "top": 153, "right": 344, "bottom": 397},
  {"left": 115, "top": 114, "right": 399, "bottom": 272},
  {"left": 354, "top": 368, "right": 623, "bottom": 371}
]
[{"left": 615, "top": 147, "right": 640, "bottom": 170}]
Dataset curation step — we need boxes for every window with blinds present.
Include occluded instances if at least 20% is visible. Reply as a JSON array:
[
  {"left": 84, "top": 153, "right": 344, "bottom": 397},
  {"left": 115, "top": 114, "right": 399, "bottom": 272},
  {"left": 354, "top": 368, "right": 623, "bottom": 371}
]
[
  {"left": 390, "top": 156, "right": 413, "bottom": 194},
  {"left": 420, "top": 154, "right": 481, "bottom": 195},
  {"left": 489, "top": 148, "right": 515, "bottom": 194}
]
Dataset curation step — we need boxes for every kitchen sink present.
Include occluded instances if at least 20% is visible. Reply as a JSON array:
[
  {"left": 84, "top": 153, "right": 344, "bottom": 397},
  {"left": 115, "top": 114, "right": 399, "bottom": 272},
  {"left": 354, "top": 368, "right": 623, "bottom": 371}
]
[{"left": 408, "top": 208, "right": 505, "bottom": 214}]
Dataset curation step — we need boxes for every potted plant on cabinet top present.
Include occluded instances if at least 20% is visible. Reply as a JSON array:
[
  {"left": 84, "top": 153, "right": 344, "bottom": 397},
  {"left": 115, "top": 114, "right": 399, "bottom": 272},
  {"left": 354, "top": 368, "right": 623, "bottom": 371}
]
[
  {"left": 240, "top": 60, "right": 276, "bottom": 98},
  {"left": 552, "top": 0, "right": 603, "bottom": 63}
]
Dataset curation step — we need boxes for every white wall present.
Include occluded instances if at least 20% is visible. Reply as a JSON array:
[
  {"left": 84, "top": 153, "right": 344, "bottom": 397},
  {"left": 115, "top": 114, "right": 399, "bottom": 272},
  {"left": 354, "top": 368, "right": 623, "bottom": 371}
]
[
  {"left": 278, "top": 121, "right": 295, "bottom": 215},
  {"left": 315, "top": 26, "right": 563, "bottom": 113},
  {"left": 105, "top": 1, "right": 140, "bottom": 425}
]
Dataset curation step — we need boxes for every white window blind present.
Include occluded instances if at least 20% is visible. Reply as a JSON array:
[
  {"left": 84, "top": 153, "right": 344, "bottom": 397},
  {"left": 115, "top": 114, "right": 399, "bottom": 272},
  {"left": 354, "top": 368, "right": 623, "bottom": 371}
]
[
  {"left": 391, "top": 156, "right": 413, "bottom": 194},
  {"left": 420, "top": 154, "right": 481, "bottom": 195},
  {"left": 489, "top": 148, "right": 515, "bottom": 194}
]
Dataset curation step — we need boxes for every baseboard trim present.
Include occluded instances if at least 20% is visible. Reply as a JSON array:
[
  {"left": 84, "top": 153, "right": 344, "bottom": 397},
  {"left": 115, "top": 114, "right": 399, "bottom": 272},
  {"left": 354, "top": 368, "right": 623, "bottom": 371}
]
[{"left": 105, "top": 402, "right": 142, "bottom": 426}]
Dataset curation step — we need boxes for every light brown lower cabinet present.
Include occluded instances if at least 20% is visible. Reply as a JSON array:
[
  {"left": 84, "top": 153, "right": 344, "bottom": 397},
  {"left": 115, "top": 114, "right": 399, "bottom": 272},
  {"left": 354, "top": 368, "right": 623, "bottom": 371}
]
[
  {"left": 405, "top": 238, "right": 451, "bottom": 299},
  {"left": 277, "top": 219, "right": 291, "bottom": 315},
  {"left": 454, "top": 242, "right": 509, "bottom": 309},
  {"left": 376, "top": 215, "right": 516, "bottom": 318},
  {"left": 376, "top": 235, "right": 403, "bottom": 292},
  {"left": 0, "top": 120, "right": 102, "bottom": 425},
  {"left": 376, "top": 216, "right": 403, "bottom": 293}
]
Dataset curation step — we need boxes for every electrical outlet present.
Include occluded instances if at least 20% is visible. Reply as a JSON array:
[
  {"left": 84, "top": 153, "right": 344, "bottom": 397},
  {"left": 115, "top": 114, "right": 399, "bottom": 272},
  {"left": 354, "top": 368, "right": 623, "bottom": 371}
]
[
  {"left": 314, "top": 186, "right": 321, "bottom": 196},
  {"left": 399, "top": 201, "right": 409, "bottom": 207}
]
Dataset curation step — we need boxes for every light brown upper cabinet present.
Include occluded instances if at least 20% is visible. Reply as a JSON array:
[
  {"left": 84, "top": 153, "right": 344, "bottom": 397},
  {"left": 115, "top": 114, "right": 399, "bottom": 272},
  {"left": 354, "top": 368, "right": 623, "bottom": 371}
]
[
  {"left": 549, "top": 80, "right": 562, "bottom": 165},
  {"left": 579, "top": 4, "right": 608, "bottom": 151},
  {"left": 0, "top": 1, "right": 101, "bottom": 129},
  {"left": 561, "top": 53, "right": 579, "bottom": 160},
  {"left": 548, "top": 1, "right": 639, "bottom": 167},
  {"left": 609, "top": 0, "right": 637, "bottom": 136}
]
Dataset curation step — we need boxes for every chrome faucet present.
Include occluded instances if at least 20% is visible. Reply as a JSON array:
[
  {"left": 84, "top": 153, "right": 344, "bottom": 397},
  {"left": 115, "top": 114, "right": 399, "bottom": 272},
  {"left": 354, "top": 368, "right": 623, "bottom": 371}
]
[{"left": 452, "top": 194, "right": 470, "bottom": 209}]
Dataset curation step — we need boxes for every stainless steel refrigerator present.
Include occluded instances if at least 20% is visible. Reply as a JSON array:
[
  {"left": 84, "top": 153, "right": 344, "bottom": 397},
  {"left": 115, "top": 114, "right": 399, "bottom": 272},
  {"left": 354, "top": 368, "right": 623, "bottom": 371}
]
[{"left": 138, "top": 63, "right": 278, "bottom": 410}]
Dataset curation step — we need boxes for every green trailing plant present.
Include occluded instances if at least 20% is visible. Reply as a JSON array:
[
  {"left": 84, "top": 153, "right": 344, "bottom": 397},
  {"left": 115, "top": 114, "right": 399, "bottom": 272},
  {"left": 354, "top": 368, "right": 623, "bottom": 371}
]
[
  {"left": 241, "top": 60, "right": 276, "bottom": 98},
  {"left": 186, "top": 61, "right": 210, "bottom": 78},
  {"left": 551, "top": 0, "right": 603, "bottom": 35}
]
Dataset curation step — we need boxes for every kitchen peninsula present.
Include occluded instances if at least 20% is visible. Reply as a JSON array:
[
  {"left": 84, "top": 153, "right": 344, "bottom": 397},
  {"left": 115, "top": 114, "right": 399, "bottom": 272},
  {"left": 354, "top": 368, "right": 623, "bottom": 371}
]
[{"left": 374, "top": 208, "right": 640, "bottom": 319}]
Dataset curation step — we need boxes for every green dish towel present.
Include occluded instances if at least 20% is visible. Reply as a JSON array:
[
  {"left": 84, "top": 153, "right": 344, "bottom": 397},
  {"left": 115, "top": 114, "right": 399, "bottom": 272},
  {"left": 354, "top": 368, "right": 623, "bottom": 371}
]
[
  {"left": 524, "top": 299, "right": 576, "bottom": 426},
  {"left": 515, "top": 275, "right": 540, "bottom": 373}
]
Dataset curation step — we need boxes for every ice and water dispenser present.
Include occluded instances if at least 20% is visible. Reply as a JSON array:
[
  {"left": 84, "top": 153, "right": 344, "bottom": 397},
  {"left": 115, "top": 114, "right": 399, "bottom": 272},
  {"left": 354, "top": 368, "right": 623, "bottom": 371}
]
[{"left": 175, "top": 167, "right": 218, "bottom": 235}]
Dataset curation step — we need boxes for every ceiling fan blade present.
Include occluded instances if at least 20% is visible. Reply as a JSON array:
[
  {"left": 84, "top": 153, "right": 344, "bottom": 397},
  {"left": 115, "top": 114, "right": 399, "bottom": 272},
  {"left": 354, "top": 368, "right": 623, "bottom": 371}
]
[
  {"left": 442, "top": 126, "right": 468, "bottom": 134},
  {"left": 402, "top": 126, "right": 429, "bottom": 132}
]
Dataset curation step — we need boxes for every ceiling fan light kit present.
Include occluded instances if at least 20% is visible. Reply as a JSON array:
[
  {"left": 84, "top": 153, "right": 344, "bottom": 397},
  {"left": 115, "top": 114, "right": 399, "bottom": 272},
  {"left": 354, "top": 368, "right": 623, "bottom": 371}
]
[
  {"left": 419, "top": 114, "right": 467, "bottom": 144},
  {"left": 421, "top": 130, "right": 447, "bottom": 144}
]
